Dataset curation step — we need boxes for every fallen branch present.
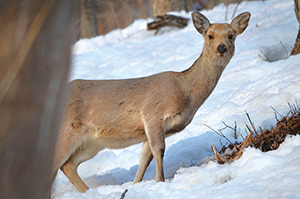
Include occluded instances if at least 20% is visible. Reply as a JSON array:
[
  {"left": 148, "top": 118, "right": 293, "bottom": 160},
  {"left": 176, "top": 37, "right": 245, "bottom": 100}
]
[
  {"left": 120, "top": 189, "right": 128, "bottom": 199},
  {"left": 147, "top": 14, "right": 188, "bottom": 34},
  {"left": 211, "top": 144, "right": 226, "bottom": 164},
  {"left": 211, "top": 131, "right": 252, "bottom": 164}
]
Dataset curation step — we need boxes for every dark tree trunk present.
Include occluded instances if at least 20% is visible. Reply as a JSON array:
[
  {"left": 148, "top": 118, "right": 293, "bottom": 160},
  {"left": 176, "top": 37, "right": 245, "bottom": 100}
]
[
  {"left": 0, "top": 0, "right": 79, "bottom": 198},
  {"left": 291, "top": 28, "right": 300, "bottom": 55},
  {"left": 80, "top": 0, "right": 99, "bottom": 38},
  {"left": 291, "top": 0, "right": 300, "bottom": 55}
]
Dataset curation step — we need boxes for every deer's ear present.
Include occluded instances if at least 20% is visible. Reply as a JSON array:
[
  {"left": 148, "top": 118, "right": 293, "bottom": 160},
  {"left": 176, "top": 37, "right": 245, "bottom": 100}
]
[
  {"left": 192, "top": 12, "right": 210, "bottom": 35},
  {"left": 231, "top": 12, "right": 251, "bottom": 35}
]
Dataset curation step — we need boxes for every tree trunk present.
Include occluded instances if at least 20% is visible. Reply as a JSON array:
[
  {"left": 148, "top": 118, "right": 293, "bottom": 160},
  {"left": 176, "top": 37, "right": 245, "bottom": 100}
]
[
  {"left": 0, "top": 0, "right": 78, "bottom": 198},
  {"left": 291, "top": 28, "right": 300, "bottom": 55},
  {"left": 152, "top": 0, "right": 173, "bottom": 17},
  {"left": 80, "top": 0, "right": 99, "bottom": 38},
  {"left": 138, "top": 0, "right": 149, "bottom": 19},
  {"left": 291, "top": 0, "right": 300, "bottom": 55}
]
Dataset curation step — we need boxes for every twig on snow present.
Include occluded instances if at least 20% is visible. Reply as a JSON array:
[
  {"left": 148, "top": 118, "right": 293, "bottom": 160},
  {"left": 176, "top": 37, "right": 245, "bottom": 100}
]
[{"left": 120, "top": 189, "right": 128, "bottom": 199}]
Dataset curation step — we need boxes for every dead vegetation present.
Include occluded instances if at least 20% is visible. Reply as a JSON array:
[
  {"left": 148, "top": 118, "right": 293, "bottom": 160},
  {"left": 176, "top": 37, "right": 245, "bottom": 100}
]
[
  {"left": 147, "top": 14, "right": 189, "bottom": 34},
  {"left": 210, "top": 101, "right": 300, "bottom": 164}
]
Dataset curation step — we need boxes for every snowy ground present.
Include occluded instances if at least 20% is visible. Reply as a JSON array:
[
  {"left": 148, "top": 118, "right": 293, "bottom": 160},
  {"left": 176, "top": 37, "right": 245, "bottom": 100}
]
[{"left": 52, "top": 0, "right": 300, "bottom": 198}]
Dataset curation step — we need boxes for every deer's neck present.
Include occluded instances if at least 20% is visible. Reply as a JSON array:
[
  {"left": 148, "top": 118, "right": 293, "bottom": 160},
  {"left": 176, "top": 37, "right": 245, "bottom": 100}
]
[{"left": 181, "top": 53, "right": 227, "bottom": 109}]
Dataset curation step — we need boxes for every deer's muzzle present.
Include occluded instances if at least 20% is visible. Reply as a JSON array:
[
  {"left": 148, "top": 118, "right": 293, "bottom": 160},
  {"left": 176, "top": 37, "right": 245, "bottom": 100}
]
[{"left": 217, "top": 44, "right": 227, "bottom": 54}]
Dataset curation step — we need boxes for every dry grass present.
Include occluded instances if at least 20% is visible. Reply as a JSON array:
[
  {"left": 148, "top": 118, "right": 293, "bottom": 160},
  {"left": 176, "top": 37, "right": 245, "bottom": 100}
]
[{"left": 210, "top": 101, "right": 300, "bottom": 164}]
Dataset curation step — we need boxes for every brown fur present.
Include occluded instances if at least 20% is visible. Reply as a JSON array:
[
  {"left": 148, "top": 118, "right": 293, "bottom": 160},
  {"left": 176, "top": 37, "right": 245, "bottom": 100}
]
[{"left": 52, "top": 11, "right": 251, "bottom": 193}]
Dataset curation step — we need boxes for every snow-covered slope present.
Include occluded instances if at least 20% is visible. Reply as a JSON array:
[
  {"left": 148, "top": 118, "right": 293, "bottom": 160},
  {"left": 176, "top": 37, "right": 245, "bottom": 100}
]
[{"left": 52, "top": 0, "right": 300, "bottom": 198}]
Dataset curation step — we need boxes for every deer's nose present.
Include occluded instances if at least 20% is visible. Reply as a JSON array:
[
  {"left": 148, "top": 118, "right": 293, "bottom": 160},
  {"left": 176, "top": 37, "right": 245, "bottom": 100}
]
[{"left": 217, "top": 44, "right": 227, "bottom": 54}]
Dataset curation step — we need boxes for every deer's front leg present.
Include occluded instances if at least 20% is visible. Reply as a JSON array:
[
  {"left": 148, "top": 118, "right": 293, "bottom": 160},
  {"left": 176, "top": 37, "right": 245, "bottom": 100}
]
[{"left": 145, "top": 123, "right": 165, "bottom": 182}]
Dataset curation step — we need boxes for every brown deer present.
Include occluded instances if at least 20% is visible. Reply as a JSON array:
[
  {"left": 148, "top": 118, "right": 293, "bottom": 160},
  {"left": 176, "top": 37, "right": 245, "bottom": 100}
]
[{"left": 52, "top": 11, "right": 251, "bottom": 193}]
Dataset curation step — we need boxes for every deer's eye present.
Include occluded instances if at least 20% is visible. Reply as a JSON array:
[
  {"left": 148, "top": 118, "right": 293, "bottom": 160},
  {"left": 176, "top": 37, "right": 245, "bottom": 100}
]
[
  {"left": 228, "top": 35, "right": 233, "bottom": 39},
  {"left": 208, "top": 35, "right": 213, "bottom": 40}
]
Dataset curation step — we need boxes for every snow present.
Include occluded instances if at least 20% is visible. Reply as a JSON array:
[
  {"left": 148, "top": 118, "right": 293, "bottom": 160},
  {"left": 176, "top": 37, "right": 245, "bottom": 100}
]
[{"left": 52, "top": 0, "right": 300, "bottom": 198}]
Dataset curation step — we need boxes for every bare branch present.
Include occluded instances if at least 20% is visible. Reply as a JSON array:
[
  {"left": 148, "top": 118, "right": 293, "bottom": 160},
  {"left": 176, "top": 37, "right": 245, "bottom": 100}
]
[
  {"left": 226, "top": 132, "right": 252, "bottom": 163},
  {"left": 245, "top": 124, "right": 252, "bottom": 134},
  {"left": 120, "top": 189, "right": 128, "bottom": 199},
  {"left": 211, "top": 144, "right": 226, "bottom": 164},
  {"left": 271, "top": 106, "right": 282, "bottom": 120},
  {"left": 245, "top": 110, "right": 258, "bottom": 136},
  {"left": 204, "top": 124, "right": 232, "bottom": 144}
]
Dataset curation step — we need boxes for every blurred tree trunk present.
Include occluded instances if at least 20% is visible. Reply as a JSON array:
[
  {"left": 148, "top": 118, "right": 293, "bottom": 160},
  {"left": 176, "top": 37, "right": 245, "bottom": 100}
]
[
  {"left": 138, "top": 0, "right": 149, "bottom": 19},
  {"left": 0, "top": 0, "right": 78, "bottom": 198},
  {"left": 291, "top": 0, "right": 300, "bottom": 55},
  {"left": 181, "top": 0, "right": 188, "bottom": 12},
  {"left": 80, "top": 0, "right": 99, "bottom": 38},
  {"left": 152, "top": 0, "right": 172, "bottom": 16}
]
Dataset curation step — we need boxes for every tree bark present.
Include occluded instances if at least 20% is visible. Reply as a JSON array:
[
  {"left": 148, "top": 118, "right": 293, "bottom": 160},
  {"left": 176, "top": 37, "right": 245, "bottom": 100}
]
[
  {"left": 152, "top": 0, "right": 173, "bottom": 17},
  {"left": 0, "top": 0, "right": 78, "bottom": 198},
  {"left": 291, "top": 0, "right": 300, "bottom": 55},
  {"left": 80, "top": 0, "right": 99, "bottom": 38},
  {"left": 291, "top": 28, "right": 300, "bottom": 55}
]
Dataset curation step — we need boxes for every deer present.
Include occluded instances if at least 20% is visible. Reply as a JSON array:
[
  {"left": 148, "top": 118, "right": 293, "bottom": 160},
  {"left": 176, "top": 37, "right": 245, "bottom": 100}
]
[{"left": 51, "top": 11, "right": 251, "bottom": 194}]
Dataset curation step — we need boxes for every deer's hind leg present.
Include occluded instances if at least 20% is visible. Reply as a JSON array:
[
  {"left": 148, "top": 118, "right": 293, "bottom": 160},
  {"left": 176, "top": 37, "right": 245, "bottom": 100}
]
[
  {"left": 61, "top": 160, "right": 88, "bottom": 193},
  {"left": 60, "top": 140, "right": 103, "bottom": 193}
]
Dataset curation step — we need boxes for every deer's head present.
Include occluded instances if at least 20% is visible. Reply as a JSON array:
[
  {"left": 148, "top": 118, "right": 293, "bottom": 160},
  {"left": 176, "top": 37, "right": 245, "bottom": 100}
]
[{"left": 192, "top": 11, "right": 251, "bottom": 67}]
